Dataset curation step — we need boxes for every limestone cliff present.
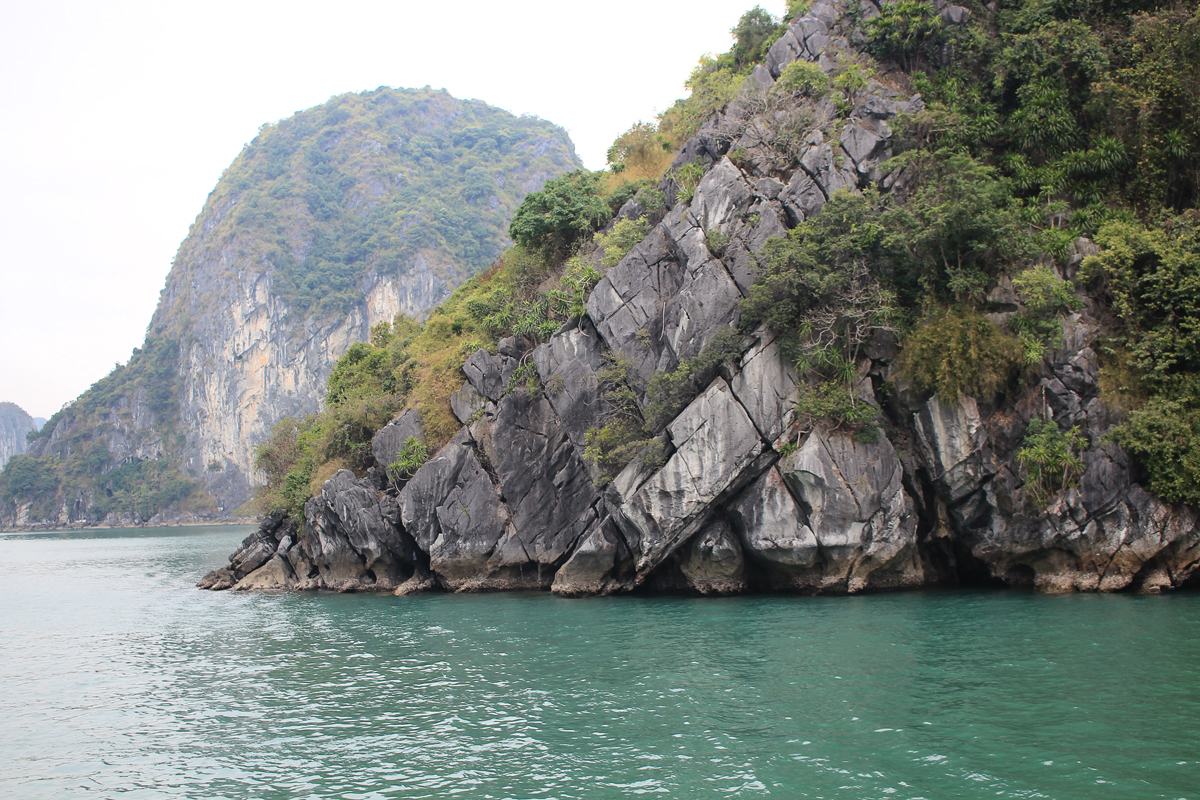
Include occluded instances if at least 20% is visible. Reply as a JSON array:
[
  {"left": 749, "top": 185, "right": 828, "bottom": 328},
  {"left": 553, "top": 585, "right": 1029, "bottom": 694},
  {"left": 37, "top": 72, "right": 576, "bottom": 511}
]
[
  {"left": 199, "top": 0, "right": 1200, "bottom": 596},
  {"left": 9, "top": 88, "right": 579, "bottom": 527},
  {"left": 0, "top": 403, "right": 37, "bottom": 471}
]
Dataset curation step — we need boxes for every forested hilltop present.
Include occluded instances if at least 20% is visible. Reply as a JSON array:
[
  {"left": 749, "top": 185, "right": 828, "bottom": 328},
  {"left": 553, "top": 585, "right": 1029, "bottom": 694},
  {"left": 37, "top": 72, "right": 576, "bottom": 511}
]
[
  {"left": 0, "top": 87, "right": 578, "bottom": 529},
  {"left": 198, "top": 0, "right": 1200, "bottom": 595}
]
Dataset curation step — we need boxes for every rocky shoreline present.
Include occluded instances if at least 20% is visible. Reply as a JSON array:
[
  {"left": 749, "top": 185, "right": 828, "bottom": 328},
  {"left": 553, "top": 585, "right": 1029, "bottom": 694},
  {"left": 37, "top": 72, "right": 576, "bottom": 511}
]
[{"left": 199, "top": 0, "right": 1200, "bottom": 598}]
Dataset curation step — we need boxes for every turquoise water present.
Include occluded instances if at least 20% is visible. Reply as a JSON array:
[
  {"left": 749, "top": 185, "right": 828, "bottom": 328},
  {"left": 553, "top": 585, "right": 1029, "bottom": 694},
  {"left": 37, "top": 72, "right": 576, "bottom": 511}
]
[{"left": 1, "top": 526, "right": 1197, "bottom": 799}]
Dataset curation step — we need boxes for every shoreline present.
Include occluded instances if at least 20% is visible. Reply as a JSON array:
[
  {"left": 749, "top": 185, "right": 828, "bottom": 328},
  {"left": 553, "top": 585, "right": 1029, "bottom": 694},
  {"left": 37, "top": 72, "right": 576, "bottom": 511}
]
[{"left": 1, "top": 518, "right": 254, "bottom": 534}]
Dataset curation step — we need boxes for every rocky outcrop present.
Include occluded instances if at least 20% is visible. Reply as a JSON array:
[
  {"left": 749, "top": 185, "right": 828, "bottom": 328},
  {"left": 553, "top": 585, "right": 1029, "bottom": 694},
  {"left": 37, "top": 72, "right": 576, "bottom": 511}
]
[
  {"left": 201, "top": 0, "right": 1200, "bottom": 598},
  {"left": 15, "top": 87, "right": 580, "bottom": 529},
  {"left": 0, "top": 402, "right": 37, "bottom": 471}
]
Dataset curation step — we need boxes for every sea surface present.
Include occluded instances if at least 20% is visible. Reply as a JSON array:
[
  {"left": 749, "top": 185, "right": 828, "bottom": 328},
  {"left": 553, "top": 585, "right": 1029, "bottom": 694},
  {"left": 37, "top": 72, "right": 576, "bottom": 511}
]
[{"left": 1, "top": 525, "right": 1197, "bottom": 800}]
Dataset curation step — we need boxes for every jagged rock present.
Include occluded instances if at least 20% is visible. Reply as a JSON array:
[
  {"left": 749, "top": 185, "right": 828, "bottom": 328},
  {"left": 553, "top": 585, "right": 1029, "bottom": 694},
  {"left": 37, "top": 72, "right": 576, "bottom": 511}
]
[
  {"left": 300, "top": 470, "right": 418, "bottom": 591},
  {"left": 800, "top": 133, "right": 860, "bottom": 197},
  {"left": 611, "top": 378, "right": 771, "bottom": 579},
  {"left": 748, "top": 63, "right": 775, "bottom": 89},
  {"left": 233, "top": 554, "right": 296, "bottom": 590},
  {"left": 722, "top": 200, "right": 789, "bottom": 295},
  {"left": 677, "top": 517, "right": 747, "bottom": 594},
  {"left": 589, "top": 160, "right": 758, "bottom": 390},
  {"left": 371, "top": 409, "right": 423, "bottom": 470},
  {"left": 450, "top": 383, "right": 486, "bottom": 425},
  {"left": 472, "top": 389, "right": 601, "bottom": 588},
  {"left": 841, "top": 121, "right": 888, "bottom": 174},
  {"left": 533, "top": 318, "right": 608, "bottom": 449},
  {"left": 462, "top": 349, "right": 519, "bottom": 402},
  {"left": 758, "top": 428, "right": 922, "bottom": 592},
  {"left": 397, "top": 429, "right": 510, "bottom": 590},
  {"left": 196, "top": 510, "right": 292, "bottom": 589},
  {"left": 729, "top": 330, "right": 799, "bottom": 445},
  {"left": 586, "top": 225, "right": 686, "bottom": 386},
  {"left": 551, "top": 517, "right": 633, "bottom": 596},
  {"left": 913, "top": 394, "right": 988, "bottom": 506},
  {"left": 729, "top": 465, "right": 822, "bottom": 577},
  {"left": 779, "top": 170, "right": 827, "bottom": 224}
]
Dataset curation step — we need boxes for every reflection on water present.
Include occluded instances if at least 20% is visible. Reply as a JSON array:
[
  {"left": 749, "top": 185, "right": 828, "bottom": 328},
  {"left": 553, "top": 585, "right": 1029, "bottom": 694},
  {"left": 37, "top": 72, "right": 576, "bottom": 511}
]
[{"left": 1, "top": 526, "right": 1198, "bottom": 799}]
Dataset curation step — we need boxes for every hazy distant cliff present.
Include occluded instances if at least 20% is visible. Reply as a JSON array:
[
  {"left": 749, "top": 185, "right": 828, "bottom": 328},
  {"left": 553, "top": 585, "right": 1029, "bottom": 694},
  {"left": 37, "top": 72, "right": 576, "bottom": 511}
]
[
  {"left": 0, "top": 403, "right": 37, "bottom": 472},
  {"left": 8, "top": 88, "right": 579, "bottom": 527}
]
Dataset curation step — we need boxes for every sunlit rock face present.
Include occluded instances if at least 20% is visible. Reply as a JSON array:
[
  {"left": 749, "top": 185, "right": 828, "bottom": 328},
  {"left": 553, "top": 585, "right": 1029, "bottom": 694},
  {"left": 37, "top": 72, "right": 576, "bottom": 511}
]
[{"left": 16, "top": 87, "right": 579, "bottom": 522}]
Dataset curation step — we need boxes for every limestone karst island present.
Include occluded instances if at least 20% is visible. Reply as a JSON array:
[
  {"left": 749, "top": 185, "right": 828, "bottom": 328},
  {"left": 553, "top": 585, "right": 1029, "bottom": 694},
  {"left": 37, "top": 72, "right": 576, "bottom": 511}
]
[
  {"left": 5, "top": 2, "right": 1200, "bottom": 797},
  {"left": 5, "top": 0, "right": 1200, "bottom": 599}
]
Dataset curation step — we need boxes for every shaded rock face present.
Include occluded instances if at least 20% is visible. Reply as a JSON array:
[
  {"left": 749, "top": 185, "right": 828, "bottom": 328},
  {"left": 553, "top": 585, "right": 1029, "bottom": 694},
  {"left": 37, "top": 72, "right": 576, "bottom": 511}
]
[{"left": 203, "top": 0, "right": 1200, "bottom": 597}]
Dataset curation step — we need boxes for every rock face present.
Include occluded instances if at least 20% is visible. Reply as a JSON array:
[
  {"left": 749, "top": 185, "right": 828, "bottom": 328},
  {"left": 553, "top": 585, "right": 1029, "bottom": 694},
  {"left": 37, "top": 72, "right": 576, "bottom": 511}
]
[
  {"left": 0, "top": 403, "right": 37, "bottom": 471},
  {"left": 201, "top": 0, "right": 1200, "bottom": 597},
  {"left": 13, "top": 87, "right": 580, "bottom": 527}
]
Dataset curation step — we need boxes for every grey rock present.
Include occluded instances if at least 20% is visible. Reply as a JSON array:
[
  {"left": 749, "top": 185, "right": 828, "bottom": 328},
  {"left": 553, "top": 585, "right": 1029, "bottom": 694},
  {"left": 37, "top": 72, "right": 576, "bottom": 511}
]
[
  {"left": 371, "top": 409, "right": 424, "bottom": 470},
  {"left": 551, "top": 516, "right": 633, "bottom": 597},
  {"left": 450, "top": 383, "right": 486, "bottom": 425},
  {"left": 730, "top": 465, "right": 821, "bottom": 573},
  {"left": 940, "top": 4, "right": 970, "bottom": 25},
  {"left": 533, "top": 318, "right": 608, "bottom": 449},
  {"left": 765, "top": 28, "right": 805, "bottom": 77},
  {"left": 476, "top": 390, "right": 601, "bottom": 584},
  {"left": 587, "top": 225, "right": 686, "bottom": 387},
  {"left": 397, "top": 429, "right": 509, "bottom": 589},
  {"left": 197, "top": 510, "right": 293, "bottom": 589},
  {"left": 677, "top": 517, "right": 748, "bottom": 594},
  {"left": 462, "top": 349, "right": 518, "bottom": 402},
  {"left": 840, "top": 122, "right": 887, "bottom": 173},
  {"left": 768, "top": 428, "right": 922, "bottom": 592},
  {"left": 612, "top": 378, "right": 771, "bottom": 578},
  {"left": 754, "top": 177, "right": 785, "bottom": 200},
  {"left": 913, "top": 394, "right": 988, "bottom": 505},
  {"left": 748, "top": 64, "right": 775, "bottom": 90},
  {"left": 300, "top": 469, "right": 419, "bottom": 591},
  {"left": 729, "top": 329, "right": 800, "bottom": 445},
  {"left": 233, "top": 554, "right": 296, "bottom": 590},
  {"left": 778, "top": 170, "right": 826, "bottom": 225}
]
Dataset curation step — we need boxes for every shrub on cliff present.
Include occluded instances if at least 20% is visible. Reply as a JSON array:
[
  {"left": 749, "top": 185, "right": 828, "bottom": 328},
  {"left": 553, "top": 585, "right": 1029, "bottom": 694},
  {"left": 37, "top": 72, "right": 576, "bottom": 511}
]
[
  {"left": 509, "top": 171, "right": 612, "bottom": 263},
  {"left": 897, "top": 308, "right": 1022, "bottom": 403}
]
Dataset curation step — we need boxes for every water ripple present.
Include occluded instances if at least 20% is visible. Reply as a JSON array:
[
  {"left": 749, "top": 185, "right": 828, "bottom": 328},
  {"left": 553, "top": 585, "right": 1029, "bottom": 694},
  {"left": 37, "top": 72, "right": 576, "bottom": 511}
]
[{"left": 2, "top": 528, "right": 1199, "bottom": 799}]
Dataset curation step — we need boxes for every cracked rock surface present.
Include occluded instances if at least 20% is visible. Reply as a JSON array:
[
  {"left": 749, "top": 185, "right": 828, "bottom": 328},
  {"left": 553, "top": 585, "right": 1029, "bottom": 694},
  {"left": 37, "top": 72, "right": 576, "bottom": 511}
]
[{"left": 200, "top": 0, "right": 1200, "bottom": 597}]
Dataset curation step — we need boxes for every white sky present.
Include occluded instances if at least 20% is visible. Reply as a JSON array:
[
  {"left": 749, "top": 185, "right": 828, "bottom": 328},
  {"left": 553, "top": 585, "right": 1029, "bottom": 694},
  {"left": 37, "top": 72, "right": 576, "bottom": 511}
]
[{"left": 0, "top": 0, "right": 774, "bottom": 421}]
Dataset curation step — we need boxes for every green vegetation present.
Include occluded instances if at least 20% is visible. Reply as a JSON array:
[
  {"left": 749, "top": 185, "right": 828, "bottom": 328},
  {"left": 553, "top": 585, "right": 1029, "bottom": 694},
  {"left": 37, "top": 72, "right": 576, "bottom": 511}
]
[
  {"left": 1083, "top": 215, "right": 1200, "bottom": 503},
  {"left": 0, "top": 455, "right": 58, "bottom": 518},
  {"left": 1017, "top": 417, "right": 1086, "bottom": 506},
  {"left": 735, "top": 0, "right": 1200, "bottom": 512},
  {"left": 596, "top": 218, "right": 651, "bottom": 267},
  {"left": 1, "top": 335, "right": 208, "bottom": 524},
  {"left": 1009, "top": 266, "right": 1084, "bottom": 363},
  {"left": 896, "top": 308, "right": 1023, "bottom": 404},
  {"left": 187, "top": 87, "right": 580, "bottom": 323},
  {"left": 583, "top": 356, "right": 660, "bottom": 487},
  {"left": 387, "top": 437, "right": 429, "bottom": 485},
  {"left": 896, "top": 1, "right": 1199, "bottom": 221},
  {"left": 509, "top": 171, "right": 612, "bottom": 262}
]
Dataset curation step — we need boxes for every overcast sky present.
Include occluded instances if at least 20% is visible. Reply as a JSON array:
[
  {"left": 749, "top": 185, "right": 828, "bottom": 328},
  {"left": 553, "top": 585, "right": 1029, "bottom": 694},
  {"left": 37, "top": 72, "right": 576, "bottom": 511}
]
[{"left": 0, "top": 0, "right": 773, "bottom": 421}]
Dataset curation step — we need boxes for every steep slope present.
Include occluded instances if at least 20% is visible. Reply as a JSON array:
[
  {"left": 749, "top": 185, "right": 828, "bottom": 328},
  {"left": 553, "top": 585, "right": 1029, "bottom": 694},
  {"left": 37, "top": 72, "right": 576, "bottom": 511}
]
[
  {"left": 0, "top": 403, "right": 36, "bottom": 471},
  {"left": 7, "top": 87, "right": 579, "bottom": 528},
  {"left": 203, "top": 0, "right": 1200, "bottom": 596}
]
